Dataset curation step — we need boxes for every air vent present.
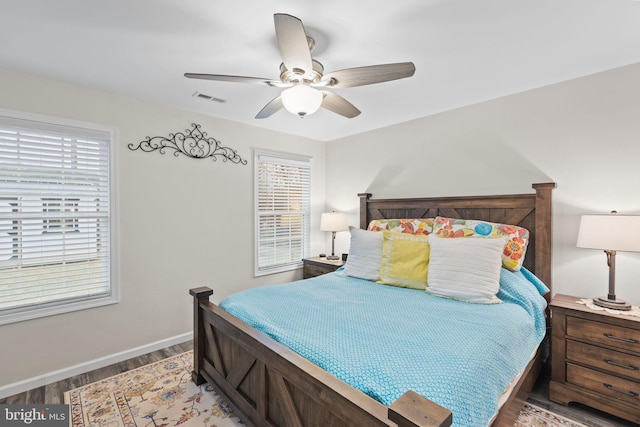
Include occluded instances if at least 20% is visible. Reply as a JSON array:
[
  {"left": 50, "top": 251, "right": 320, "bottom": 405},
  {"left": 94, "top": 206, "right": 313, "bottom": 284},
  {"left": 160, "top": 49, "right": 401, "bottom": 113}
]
[{"left": 192, "top": 92, "right": 226, "bottom": 103}]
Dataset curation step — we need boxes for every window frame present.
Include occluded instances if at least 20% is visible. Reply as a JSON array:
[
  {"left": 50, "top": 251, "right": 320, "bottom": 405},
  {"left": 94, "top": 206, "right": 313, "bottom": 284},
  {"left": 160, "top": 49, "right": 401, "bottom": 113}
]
[
  {"left": 0, "top": 109, "right": 119, "bottom": 325},
  {"left": 254, "top": 149, "right": 311, "bottom": 277}
]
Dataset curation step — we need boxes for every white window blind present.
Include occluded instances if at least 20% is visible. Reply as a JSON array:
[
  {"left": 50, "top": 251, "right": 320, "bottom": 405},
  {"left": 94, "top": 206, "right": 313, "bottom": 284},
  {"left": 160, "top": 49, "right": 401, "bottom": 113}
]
[
  {"left": 255, "top": 151, "right": 311, "bottom": 275},
  {"left": 0, "top": 112, "right": 117, "bottom": 324}
]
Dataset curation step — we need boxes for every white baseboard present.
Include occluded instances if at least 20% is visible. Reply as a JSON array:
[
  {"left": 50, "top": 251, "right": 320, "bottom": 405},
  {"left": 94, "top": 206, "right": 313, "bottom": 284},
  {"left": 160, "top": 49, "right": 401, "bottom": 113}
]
[{"left": 0, "top": 332, "right": 193, "bottom": 400}]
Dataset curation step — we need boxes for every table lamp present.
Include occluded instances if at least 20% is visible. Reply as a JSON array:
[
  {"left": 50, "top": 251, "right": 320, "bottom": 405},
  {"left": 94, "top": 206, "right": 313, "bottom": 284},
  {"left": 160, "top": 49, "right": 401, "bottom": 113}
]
[
  {"left": 576, "top": 211, "right": 640, "bottom": 310},
  {"left": 320, "top": 212, "right": 348, "bottom": 260}
]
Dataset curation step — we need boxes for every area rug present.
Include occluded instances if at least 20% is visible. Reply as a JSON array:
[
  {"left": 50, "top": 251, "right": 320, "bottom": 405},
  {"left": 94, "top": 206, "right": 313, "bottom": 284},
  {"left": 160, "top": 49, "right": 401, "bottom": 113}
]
[
  {"left": 64, "top": 351, "right": 243, "bottom": 426},
  {"left": 515, "top": 402, "right": 588, "bottom": 427},
  {"left": 64, "top": 350, "right": 586, "bottom": 427}
]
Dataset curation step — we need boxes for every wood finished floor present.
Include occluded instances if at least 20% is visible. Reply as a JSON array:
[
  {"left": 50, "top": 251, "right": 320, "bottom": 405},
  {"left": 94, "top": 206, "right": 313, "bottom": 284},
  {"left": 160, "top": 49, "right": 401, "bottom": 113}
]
[
  {"left": 1, "top": 341, "right": 637, "bottom": 426},
  {"left": 0, "top": 341, "right": 193, "bottom": 405}
]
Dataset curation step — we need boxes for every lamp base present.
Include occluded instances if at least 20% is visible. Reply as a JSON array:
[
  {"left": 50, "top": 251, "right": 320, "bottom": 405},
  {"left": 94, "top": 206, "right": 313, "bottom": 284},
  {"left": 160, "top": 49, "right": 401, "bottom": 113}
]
[
  {"left": 593, "top": 296, "right": 632, "bottom": 311},
  {"left": 326, "top": 255, "right": 340, "bottom": 260}
]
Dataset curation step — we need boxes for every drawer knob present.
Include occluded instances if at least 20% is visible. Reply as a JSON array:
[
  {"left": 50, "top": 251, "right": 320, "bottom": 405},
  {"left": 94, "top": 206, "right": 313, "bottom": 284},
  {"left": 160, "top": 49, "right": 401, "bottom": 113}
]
[
  {"left": 605, "top": 359, "right": 639, "bottom": 371},
  {"left": 604, "top": 383, "right": 639, "bottom": 397},
  {"left": 603, "top": 333, "right": 639, "bottom": 344}
]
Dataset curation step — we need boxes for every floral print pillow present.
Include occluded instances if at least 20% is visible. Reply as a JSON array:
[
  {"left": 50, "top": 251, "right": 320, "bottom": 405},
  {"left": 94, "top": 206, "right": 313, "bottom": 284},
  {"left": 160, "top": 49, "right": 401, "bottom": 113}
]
[
  {"left": 367, "top": 218, "right": 434, "bottom": 236},
  {"left": 433, "top": 217, "right": 530, "bottom": 271}
]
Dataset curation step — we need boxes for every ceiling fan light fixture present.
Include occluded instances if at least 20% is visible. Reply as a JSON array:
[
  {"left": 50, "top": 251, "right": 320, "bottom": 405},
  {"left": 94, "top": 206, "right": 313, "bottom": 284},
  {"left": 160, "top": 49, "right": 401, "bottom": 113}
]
[{"left": 281, "top": 84, "right": 323, "bottom": 118}]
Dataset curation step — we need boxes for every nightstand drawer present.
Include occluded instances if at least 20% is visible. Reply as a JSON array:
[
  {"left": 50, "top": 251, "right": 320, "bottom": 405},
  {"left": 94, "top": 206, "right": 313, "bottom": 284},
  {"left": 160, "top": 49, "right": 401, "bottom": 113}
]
[
  {"left": 567, "top": 363, "right": 640, "bottom": 407},
  {"left": 567, "top": 340, "right": 640, "bottom": 381},
  {"left": 567, "top": 316, "right": 640, "bottom": 353},
  {"left": 304, "top": 263, "right": 333, "bottom": 278},
  {"left": 302, "top": 257, "right": 344, "bottom": 279}
]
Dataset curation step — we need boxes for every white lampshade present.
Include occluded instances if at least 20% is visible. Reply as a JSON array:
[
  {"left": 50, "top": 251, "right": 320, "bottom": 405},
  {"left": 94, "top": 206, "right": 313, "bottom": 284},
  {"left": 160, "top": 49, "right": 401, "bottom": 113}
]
[
  {"left": 320, "top": 212, "right": 348, "bottom": 232},
  {"left": 281, "top": 85, "right": 323, "bottom": 117},
  {"left": 577, "top": 214, "right": 640, "bottom": 252}
]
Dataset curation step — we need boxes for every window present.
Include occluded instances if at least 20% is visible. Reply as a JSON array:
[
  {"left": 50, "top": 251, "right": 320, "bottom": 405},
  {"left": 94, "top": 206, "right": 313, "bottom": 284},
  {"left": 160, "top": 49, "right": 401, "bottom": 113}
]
[
  {"left": 255, "top": 150, "right": 311, "bottom": 276},
  {"left": 0, "top": 110, "right": 118, "bottom": 325}
]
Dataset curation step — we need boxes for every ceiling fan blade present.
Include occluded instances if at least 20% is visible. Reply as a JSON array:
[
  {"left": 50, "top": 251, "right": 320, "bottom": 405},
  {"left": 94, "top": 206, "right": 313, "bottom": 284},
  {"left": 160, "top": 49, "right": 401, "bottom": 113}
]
[
  {"left": 255, "top": 96, "right": 284, "bottom": 119},
  {"left": 321, "top": 91, "right": 361, "bottom": 118},
  {"left": 184, "top": 73, "right": 276, "bottom": 85},
  {"left": 274, "top": 13, "right": 313, "bottom": 75},
  {"left": 320, "top": 62, "right": 416, "bottom": 88}
]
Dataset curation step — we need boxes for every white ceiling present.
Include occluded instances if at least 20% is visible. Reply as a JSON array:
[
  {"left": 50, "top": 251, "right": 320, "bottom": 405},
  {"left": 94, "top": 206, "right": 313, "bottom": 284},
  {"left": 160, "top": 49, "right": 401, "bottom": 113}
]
[{"left": 2, "top": 0, "right": 640, "bottom": 141}]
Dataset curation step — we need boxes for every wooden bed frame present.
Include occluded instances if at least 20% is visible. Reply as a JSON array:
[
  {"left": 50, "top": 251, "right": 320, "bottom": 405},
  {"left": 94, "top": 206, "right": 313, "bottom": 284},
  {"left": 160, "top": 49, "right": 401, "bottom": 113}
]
[{"left": 190, "top": 182, "right": 555, "bottom": 427}]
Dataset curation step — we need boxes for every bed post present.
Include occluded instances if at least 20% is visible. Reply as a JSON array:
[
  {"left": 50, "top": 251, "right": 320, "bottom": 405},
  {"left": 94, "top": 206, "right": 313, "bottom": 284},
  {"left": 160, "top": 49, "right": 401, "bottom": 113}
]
[
  {"left": 389, "top": 391, "right": 453, "bottom": 427},
  {"left": 532, "top": 183, "right": 556, "bottom": 288},
  {"left": 358, "top": 192, "right": 372, "bottom": 229},
  {"left": 189, "top": 286, "right": 213, "bottom": 385}
]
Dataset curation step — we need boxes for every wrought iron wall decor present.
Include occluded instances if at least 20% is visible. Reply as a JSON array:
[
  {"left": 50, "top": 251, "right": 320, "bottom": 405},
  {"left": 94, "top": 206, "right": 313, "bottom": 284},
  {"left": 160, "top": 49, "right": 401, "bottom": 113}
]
[{"left": 128, "top": 123, "right": 247, "bottom": 165}]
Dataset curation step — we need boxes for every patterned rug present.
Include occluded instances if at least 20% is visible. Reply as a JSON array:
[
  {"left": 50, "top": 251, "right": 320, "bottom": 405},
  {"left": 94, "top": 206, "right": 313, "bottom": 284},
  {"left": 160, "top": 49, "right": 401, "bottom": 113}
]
[
  {"left": 515, "top": 403, "right": 588, "bottom": 427},
  {"left": 64, "top": 350, "right": 586, "bottom": 427},
  {"left": 64, "top": 351, "right": 243, "bottom": 426}
]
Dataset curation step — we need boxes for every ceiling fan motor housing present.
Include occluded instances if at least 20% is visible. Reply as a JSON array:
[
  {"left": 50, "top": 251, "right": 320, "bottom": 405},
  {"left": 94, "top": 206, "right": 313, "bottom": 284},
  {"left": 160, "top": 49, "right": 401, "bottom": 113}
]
[{"left": 279, "top": 60, "right": 324, "bottom": 84}]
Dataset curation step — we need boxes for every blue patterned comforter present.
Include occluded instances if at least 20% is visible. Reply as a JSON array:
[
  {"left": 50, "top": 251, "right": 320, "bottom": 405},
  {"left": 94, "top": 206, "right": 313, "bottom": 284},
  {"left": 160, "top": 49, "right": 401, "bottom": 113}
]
[{"left": 220, "top": 268, "right": 548, "bottom": 427}]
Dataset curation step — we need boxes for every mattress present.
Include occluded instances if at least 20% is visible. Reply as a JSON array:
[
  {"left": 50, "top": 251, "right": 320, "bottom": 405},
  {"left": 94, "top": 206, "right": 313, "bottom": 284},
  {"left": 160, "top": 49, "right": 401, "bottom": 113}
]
[{"left": 220, "top": 268, "right": 548, "bottom": 427}]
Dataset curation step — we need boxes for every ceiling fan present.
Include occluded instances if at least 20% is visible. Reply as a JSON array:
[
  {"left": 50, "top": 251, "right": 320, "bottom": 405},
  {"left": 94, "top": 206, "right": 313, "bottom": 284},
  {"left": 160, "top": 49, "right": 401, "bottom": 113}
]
[{"left": 185, "top": 13, "right": 416, "bottom": 119}]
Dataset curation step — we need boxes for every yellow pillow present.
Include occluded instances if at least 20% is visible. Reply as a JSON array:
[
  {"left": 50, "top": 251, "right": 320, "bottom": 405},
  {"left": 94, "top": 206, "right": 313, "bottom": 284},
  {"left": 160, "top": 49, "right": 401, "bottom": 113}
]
[{"left": 378, "top": 231, "right": 430, "bottom": 289}]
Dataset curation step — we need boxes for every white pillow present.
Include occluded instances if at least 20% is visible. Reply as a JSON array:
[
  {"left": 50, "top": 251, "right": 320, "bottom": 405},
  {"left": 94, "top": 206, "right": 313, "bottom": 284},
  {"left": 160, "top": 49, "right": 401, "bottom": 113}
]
[
  {"left": 343, "top": 226, "right": 384, "bottom": 281},
  {"left": 426, "top": 235, "right": 505, "bottom": 304}
]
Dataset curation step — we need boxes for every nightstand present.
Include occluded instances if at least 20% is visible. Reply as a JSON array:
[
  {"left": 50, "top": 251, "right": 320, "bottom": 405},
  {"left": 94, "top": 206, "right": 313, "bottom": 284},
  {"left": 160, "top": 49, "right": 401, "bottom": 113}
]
[
  {"left": 302, "top": 256, "right": 345, "bottom": 279},
  {"left": 549, "top": 294, "right": 640, "bottom": 424}
]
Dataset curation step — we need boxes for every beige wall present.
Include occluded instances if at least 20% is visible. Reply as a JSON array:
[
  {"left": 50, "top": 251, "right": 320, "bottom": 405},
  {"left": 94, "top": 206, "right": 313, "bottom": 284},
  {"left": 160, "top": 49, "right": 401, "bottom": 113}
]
[
  {"left": 326, "top": 62, "right": 640, "bottom": 306},
  {"left": 0, "top": 68, "right": 327, "bottom": 389}
]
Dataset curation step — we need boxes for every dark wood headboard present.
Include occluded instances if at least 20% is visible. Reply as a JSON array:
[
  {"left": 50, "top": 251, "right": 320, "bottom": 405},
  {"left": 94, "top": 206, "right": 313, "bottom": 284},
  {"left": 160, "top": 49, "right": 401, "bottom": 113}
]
[{"left": 358, "top": 183, "right": 556, "bottom": 290}]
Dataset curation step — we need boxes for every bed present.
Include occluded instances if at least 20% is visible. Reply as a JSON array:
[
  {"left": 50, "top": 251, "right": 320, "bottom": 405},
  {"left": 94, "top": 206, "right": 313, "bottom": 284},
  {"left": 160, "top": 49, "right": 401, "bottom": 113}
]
[{"left": 189, "top": 182, "right": 555, "bottom": 427}]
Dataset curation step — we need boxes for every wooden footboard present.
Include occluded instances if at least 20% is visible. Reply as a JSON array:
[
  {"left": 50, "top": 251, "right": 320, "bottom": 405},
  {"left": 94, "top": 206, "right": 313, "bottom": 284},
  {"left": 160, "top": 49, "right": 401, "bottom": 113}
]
[{"left": 190, "top": 287, "right": 452, "bottom": 427}]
